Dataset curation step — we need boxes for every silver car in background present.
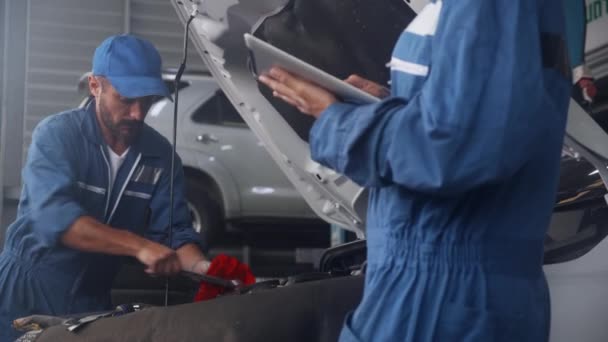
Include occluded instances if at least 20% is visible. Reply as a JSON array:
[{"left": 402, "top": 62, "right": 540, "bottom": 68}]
[{"left": 144, "top": 71, "right": 320, "bottom": 243}]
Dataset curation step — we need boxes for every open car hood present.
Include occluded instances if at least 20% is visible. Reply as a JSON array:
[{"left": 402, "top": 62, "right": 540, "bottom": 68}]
[{"left": 171, "top": 0, "right": 608, "bottom": 236}]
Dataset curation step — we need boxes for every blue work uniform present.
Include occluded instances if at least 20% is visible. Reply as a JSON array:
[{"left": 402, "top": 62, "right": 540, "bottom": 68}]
[
  {"left": 310, "top": 1, "right": 571, "bottom": 341},
  {"left": 0, "top": 101, "right": 201, "bottom": 341}
]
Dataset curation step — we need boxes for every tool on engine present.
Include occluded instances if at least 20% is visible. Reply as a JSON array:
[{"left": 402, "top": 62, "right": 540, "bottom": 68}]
[{"left": 181, "top": 270, "right": 243, "bottom": 290}]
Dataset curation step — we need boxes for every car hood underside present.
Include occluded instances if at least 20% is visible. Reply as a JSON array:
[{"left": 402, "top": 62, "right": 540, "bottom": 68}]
[{"left": 169, "top": 0, "right": 423, "bottom": 235}]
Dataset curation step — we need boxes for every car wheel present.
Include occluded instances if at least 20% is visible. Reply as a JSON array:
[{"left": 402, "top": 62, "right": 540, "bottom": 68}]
[{"left": 185, "top": 178, "right": 223, "bottom": 251}]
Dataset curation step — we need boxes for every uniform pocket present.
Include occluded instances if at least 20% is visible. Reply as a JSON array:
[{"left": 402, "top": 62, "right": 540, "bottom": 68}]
[{"left": 435, "top": 301, "right": 526, "bottom": 342}]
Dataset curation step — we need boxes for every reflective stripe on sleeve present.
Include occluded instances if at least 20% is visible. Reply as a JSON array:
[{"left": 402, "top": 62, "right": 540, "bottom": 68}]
[
  {"left": 77, "top": 181, "right": 106, "bottom": 195},
  {"left": 124, "top": 190, "right": 152, "bottom": 200},
  {"left": 387, "top": 57, "right": 429, "bottom": 77}
]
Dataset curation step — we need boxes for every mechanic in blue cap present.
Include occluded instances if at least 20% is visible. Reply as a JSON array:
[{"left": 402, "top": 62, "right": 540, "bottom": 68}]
[
  {"left": 260, "top": 0, "right": 571, "bottom": 341},
  {"left": 0, "top": 35, "right": 212, "bottom": 341},
  {"left": 564, "top": 0, "right": 597, "bottom": 104}
]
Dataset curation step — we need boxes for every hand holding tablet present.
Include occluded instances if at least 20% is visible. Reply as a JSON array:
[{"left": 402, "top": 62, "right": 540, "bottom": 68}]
[{"left": 245, "top": 33, "right": 381, "bottom": 105}]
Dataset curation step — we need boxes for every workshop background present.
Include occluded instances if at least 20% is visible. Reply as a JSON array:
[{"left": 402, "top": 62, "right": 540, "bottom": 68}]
[
  {"left": 0, "top": 0, "right": 207, "bottom": 240},
  {"left": 1, "top": 0, "right": 608, "bottom": 249}
]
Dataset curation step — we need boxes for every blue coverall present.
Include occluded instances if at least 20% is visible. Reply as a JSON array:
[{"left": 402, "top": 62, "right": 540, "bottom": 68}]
[
  {"left": 309, "top": 0, "right": 572, "bottom": 341},
  {"left": 0, "top": 102, "right": 201, "bottom": 341}
]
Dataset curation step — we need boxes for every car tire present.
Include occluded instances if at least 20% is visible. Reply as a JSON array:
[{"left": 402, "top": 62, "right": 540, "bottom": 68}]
[{"left": 185, "top": 178, "right": 223, "bottom": 251}]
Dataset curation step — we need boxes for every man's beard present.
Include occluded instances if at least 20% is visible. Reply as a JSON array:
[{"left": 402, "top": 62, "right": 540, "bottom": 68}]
[{"left": 98, "top": 97, "right": 143, "bottom": 146}]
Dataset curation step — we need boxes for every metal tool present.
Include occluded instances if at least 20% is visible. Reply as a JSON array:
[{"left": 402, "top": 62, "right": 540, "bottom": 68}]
[{"left": 181, "top": 271, "right": 243, "bottom": 290}]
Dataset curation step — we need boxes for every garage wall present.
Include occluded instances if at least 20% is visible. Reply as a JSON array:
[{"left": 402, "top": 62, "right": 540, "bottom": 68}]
[
  {"left": 0, "top": 1, "right": 5, "bottom": 122},
  {"left": 0, "top": 0, "right": 5, "bottom": 135},
  {"left": 0, "top": 0, "right": 27, "bottom": 240},
  {"left": 24, "top": 0, "right": 125, "bottom": 151},
  {"left": 130, "top": 0, "right": 204, "bottom": 71},
  {"left": 0, "top": 0, "right": 5, "bottom": 235},
  {"left": 586, "top": 0, "right": 608, "bottom": 80},
  {"left": 23, "top": 0, "right": 204, "bottom": 154},
  {"left": 588, "top": 47, "right": 608, "bottom": 81},
  {"left": 1, "top": 0, "right": 28, "bottom": 202}
]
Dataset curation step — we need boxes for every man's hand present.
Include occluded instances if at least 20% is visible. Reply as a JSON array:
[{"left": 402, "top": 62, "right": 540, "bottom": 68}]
[
  {"left": 61, "top": 216, "right": 191, "bottom": 276},
  {"left": 258, "top": 67, "right": 337, "bottom": 118},
  {"left": 135, "top": 240, "right": 181, "bottom": 276},
  {"left": 189, "top": 259, "right": 211, "bottom": 274},
  {"left": 176, "top": 243, "right": 209, "bottom": 275},
  {"left": 344, "top": 74, "right": 390, "bottom": 98}
]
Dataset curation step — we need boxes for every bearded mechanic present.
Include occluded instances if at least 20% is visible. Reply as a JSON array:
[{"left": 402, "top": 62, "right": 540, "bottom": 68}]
[{"left": 0, "top": 35, "right": 213, "bottom": 341}]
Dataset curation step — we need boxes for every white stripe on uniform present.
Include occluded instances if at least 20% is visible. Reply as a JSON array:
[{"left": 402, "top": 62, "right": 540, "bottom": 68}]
[
  {"left": 388, "top": 57, "right": 429, "bottom": 77},
  {"left": 124, "top": 190, "right": 152, "bottom": 200},
  {"left": 77, "top": 181, "right": 106, "bottom": 195}
]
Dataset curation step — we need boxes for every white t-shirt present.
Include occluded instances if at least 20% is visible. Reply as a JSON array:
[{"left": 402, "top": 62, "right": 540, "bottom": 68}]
[{"left": 107, "top": 147, "right": 130, "bottom": 187}]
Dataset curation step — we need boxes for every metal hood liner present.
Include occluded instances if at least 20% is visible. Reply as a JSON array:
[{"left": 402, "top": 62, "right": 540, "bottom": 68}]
[{"left": 171, "top": 0, "right": 422, "bottom": 236}]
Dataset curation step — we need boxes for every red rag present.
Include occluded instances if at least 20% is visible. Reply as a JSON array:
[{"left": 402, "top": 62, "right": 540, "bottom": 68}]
[{"left": 193, "top": 254, "right": 256, "bottom": 302}]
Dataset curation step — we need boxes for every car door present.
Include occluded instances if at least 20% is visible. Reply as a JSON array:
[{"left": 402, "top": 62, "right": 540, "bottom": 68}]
[{"left": 180, "top": 85, "right": 314, "bottom": 219}]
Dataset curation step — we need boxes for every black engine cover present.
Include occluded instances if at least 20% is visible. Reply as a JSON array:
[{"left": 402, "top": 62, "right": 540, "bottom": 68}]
[{"left": 35, "top": 276, "right": 364, "bottom": 342}]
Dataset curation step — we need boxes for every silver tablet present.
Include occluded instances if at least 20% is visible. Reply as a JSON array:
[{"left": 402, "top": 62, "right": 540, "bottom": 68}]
[{"left": 244, "top": 33, "right": 380, "bottom": 104}]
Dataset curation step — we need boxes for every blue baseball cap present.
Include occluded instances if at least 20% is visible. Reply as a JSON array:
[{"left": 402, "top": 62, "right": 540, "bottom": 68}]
[{"left": 92, "top": 34, "right": 171, "bottom": 99}]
